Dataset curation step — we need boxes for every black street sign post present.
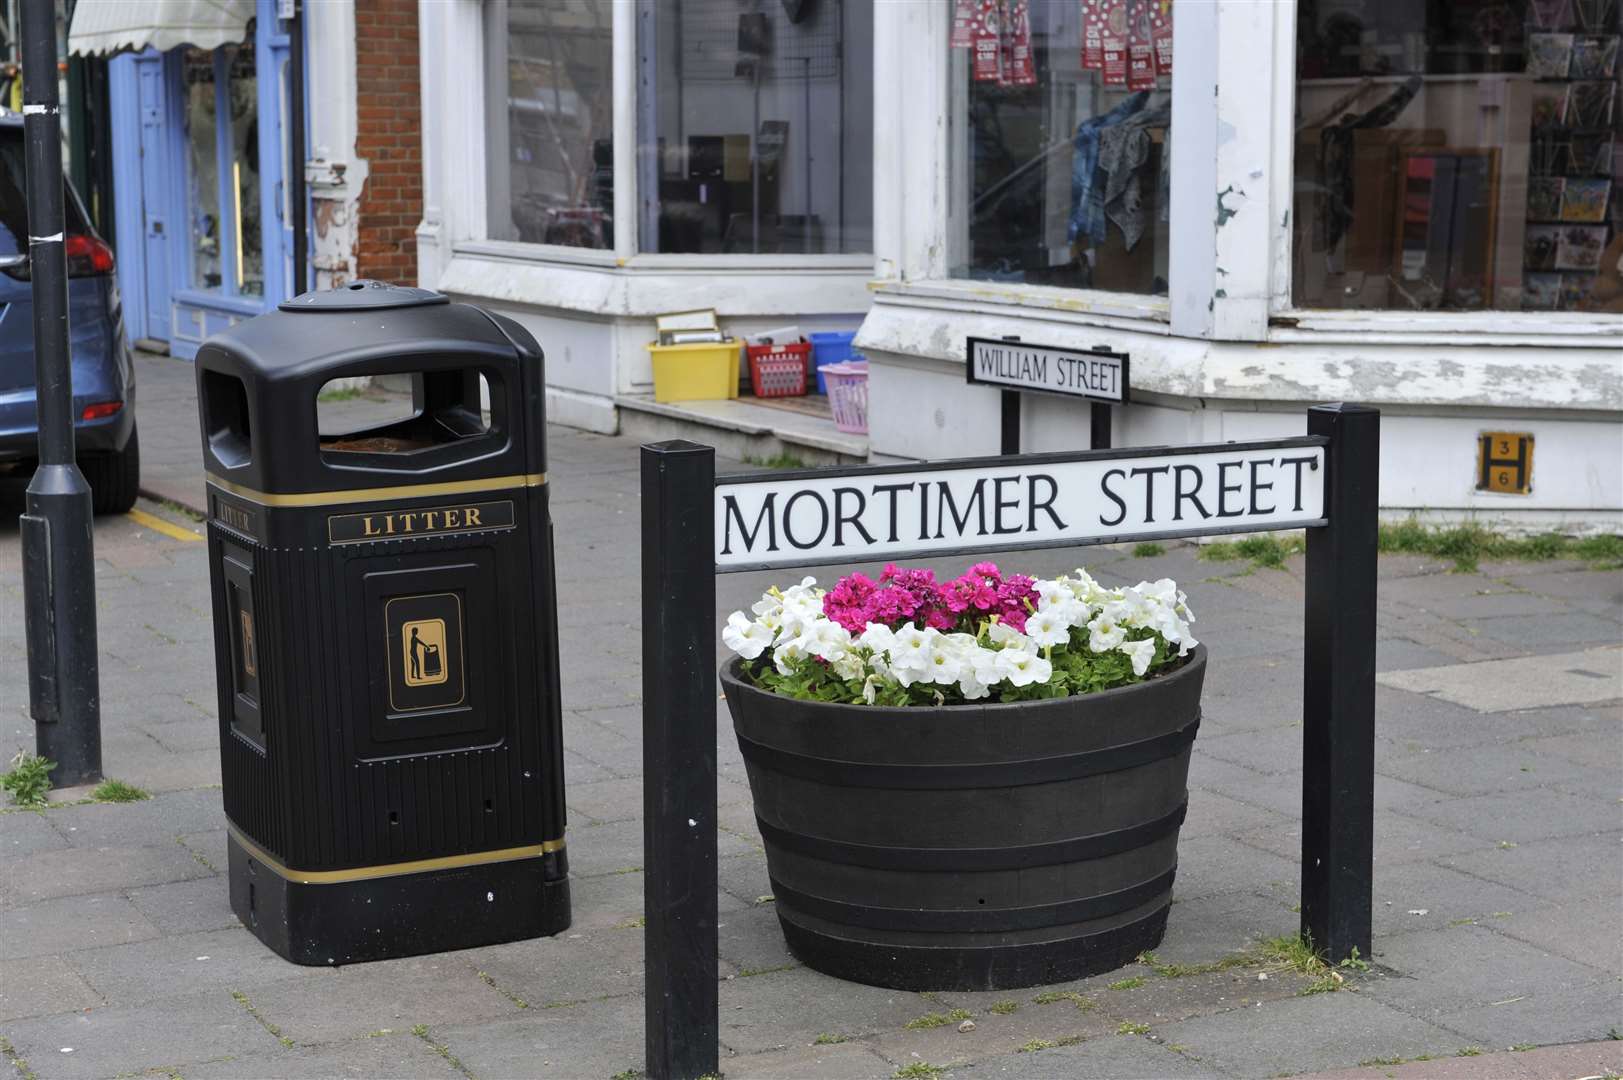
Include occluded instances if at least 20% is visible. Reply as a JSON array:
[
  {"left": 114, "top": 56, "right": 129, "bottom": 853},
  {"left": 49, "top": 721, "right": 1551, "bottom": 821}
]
[
  {"left": 19, "top": 0, "right": 103, "bottom": 787},
  {"left": 640, "top": 403, "right": 1379, "bottom": 1080},
  {"left": 966, "top": 337, "right": 1128, "bottom": 455}
]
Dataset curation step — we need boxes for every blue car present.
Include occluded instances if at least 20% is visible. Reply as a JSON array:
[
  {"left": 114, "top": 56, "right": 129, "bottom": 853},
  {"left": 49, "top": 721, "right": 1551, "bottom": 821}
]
[{"left": 0, "top": 111, "right": 138, "bottom": 514}]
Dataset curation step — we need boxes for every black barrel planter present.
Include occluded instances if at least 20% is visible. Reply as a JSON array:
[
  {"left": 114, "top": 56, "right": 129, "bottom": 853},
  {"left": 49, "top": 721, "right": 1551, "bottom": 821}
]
[{"left": 721, "top": 645, "right": 1206, "bottom": 992}]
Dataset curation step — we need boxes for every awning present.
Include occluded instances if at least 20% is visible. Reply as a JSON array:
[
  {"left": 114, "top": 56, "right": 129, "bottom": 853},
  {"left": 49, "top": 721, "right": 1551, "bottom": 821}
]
[{"left": 68, "top": 0, "right": 254, "bottom": 57}]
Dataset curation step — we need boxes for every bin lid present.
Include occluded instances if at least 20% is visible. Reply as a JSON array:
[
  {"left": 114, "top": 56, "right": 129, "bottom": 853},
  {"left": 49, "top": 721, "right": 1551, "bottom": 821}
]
[{"left": 278, "top": 279, "right": 450, "bottom": 313}]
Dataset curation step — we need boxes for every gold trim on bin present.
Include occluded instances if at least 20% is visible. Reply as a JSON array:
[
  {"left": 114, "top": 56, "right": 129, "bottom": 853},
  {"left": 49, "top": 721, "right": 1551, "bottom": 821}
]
[
  {"left": 206, "top": 472, "right": 547, "bottom": 508},
  {"left": 227, "top": 822, "right": 565, "bottom": 884}
]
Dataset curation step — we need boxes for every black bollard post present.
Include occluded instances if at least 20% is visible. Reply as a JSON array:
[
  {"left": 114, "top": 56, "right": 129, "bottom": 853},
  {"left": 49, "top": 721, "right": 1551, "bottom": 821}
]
[
  {"left": 19, "top": 0, "right": 102, "bottom": 787},
  {"left": 1301, "top": 403, "right": 1380, "bottom": 961},
  {"left": 641, "top": 440, "right": 719, "bottom": 1080}
]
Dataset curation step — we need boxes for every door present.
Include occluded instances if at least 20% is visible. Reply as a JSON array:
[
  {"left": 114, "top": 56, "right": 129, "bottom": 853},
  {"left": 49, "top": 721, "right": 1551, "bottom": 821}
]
[{"left": 135, "top": 54, "right": 171, "bottom": 343}]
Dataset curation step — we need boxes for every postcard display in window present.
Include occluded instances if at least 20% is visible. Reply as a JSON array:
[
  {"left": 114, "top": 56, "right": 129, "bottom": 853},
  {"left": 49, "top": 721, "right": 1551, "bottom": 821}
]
[
  {"left": 1293, "top": 0, "right": 1621, "bottom": 314},
  {"left": 949, "top": 1, "right": 1174, "bottom": 295},
  {"left": 1523, "top": 0, "right": 1620, "bottom": 311}
]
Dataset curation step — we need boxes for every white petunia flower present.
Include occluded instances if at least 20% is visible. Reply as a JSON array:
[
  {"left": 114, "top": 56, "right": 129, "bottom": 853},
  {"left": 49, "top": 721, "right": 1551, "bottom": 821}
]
[
  {"left": 888, "top": 622, "right": 934, "bottom": 672},
  {"left": 804, "top": 619, "right": 852, "bottom": 662},
  {"left": 1087, "top": 610, "right": 1126, "bottom": 652},
  {"left": 1023, "top": 608, "right": 1072, "bottom": 649},
  {"left": 859, "top": 623, "right": 897, "bottom": 653},
  {"left": 996, "top": 648, "right": 1052, "bottom": 687},
  {"left": 773, "top": 635, "right": 808, "bottom": 675},
  {"left": 830, "top": 651, "right": 867, "bottom": 681},
  {"left": 722, "top": 611, "right": 773, "bottom": 660},
  {"left": 1119, "top": 637, "right": 1156, "bottom": 677}
]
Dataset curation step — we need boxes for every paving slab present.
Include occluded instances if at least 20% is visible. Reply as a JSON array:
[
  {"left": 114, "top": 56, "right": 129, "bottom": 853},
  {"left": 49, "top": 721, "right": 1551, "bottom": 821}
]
[
  {"left": 1377, "top": 646, "right": 1622, "bottom": 711},
  {"left": 1403, "top": 788, "right": 1622, "bottom": 845},
  {"left": 720, "top": 965, "right": 929, "bottom": 1054},
  {"left": 0, "top": 955, "right": 103, "bottom": 1021},
  {"left": 1153, "top": 991, "right": 1463, "bottom": 1078},
  {"left": 0, "top": 809, "right": 68, "bottom": 859},
  {"left": 1438, "top": 831, "right": 1623, "bottom": 903},
  {"left": 0, "top": 988, "right": 288, "bottom": 1080},
  {"left": 430, "top": 992, "right": 646, "bottom": 1079},
  {"left": 719, "top": 1040, "right": 897, "bottom": 1079},
  {"left": 1421, "top": 975, "right": 1623, "bottom": 1049},
  {"left": 1488, "top": 896, "right": 1623, "bottom": 975},
  {"left": 64, "top": 925, "right": 312, "bottom": 1005},
  {"left": 242, "top": 954, "right": 522, "bottom": 1046},
  {"left": 186, "top": 1031, "right": 467, "bottom": 1080},
  {"left": 1363, "top": 924, "right": 1607, "bottom": 1019},
  {"left": 1293, "top": 1037, "right": 1623, "bottom": 1079},
  {"left": 976, "top": 1033, "right": 1228, "bottom": 1078},
  {"left": 3, "top": 841, "right": 212, "bottom": 905},
  {"left": 0, "top": 894, "right": 162, "bottom": 960},
  {"left": 42, "top": 788, "right": 224, "bottom": 847},
  {"left": 125, "top": 875, "right": 237, "bottom": 935}
]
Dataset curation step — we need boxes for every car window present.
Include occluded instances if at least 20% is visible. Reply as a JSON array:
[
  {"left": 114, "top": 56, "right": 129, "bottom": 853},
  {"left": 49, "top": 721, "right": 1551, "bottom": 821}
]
[{"left": 0, "top": 129, "right": 92, "bottom": 260}]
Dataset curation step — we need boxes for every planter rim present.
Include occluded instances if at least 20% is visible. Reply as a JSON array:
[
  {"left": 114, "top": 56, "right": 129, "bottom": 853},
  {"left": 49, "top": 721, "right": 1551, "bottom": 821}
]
[{"left": 720, "top": 643, "right": 1205, "bottom": 715}]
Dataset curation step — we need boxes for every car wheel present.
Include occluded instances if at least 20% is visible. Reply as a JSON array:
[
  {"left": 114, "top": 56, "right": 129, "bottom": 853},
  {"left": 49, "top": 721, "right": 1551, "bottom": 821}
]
[{"left": 82, "top": 424, "right": 140, "bottom": 515}]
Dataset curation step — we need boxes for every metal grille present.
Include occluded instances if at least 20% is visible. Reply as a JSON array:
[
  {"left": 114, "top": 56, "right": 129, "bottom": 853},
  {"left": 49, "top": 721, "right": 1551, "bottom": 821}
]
[{"left": 679, "top": 0, "right": 842, "bottom": 81}]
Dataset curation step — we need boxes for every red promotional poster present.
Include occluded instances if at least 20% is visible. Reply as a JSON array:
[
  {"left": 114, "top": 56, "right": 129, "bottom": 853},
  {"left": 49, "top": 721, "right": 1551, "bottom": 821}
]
[
  {"left": 972, "top": 0, "right": 1003, "bottom": 82},
  {"left": 1152, "top": 0, "right": 1173, "bottom": 77},
  {"left": 1100, "top": 0, "right": 1128, "bottom": 86},
  {"left": 1127, "top": 0, "right": 1156, "bottom": 89},
  {"left": 1081, "top": 0, "right": 1104, "bottom": 70},
  {"left": 950, "top": 0, "right": 976, "bottom": 49},
  {"left": 1004, "top": 0, "right": 1036, "bottom": 86}
]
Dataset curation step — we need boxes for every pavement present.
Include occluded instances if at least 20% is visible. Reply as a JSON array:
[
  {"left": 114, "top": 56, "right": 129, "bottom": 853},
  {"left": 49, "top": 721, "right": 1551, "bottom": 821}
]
[{"left": 0, "top": 349, "right": 1619, "bottom": 1080}]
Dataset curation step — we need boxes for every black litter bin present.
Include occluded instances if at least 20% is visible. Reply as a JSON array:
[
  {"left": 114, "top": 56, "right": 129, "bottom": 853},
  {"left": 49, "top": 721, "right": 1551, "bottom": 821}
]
[{"left": 196, "top": 281, "right": 570, "bottom": 965}]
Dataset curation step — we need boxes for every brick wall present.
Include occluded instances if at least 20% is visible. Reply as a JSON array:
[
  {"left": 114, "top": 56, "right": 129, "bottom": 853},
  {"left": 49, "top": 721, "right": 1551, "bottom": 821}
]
[{"left": 353, "top": 0, "right": 421, "bottom": 284}]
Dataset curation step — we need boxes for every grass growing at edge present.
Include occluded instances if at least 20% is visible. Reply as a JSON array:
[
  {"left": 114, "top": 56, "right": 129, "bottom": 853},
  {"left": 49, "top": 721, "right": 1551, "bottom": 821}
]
[
  {"left": 744, "top": 452, "right": 808, "bottom": 470},
  {"left": 90, "top": 779, "right": 150, "bottom": 803},
  {"left": 1379, "top": 519, "right": 1623, "bottom": 572},
  {"left": 1132, "top": 542, "right": 1166, "bottom": 558},
  {"left": 1198, "top": 535, "right": 1304, "bottom": 570},
  {"left": 904, "top": 1008, "right": 971, "bottom": 1029},
  {"left": 893, "top": 1063, "right": 946, "bottom": 1079}
]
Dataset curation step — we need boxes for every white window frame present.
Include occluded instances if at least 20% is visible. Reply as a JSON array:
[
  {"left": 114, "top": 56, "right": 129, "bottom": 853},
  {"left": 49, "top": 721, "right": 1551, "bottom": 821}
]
[
  {"left": 1271, "top": 3, "right": 1623, "bottom": 346},
  {"left": 870, "top": 0, "right": 1269, "bottom": 340},
  {"left": 864, "top": 0, "right": 1621, "bottom": 350},
  {"left": 418, "top": 0, "right": 875, "bottom": 315}
]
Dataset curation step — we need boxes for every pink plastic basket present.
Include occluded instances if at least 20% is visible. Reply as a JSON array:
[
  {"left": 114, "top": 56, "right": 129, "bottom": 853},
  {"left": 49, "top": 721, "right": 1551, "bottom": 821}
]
[{"left": 822, "top": 361, "right": 869, "bottom": 434}]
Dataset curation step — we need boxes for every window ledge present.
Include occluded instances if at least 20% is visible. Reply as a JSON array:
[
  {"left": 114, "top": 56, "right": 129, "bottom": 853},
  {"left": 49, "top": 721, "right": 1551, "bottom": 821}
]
[
  {"left": 1270, "top": 308, "right": 1623, "bottom": 347},
  {"left": 869, "top": 278, "right": 1172, "bottom": 332},
  {"left": 437, "top": 248, "right": 874, "bottom": 318},
  {"left": 453, "top": 239, "right": 874, "bottom": 275},
  {"left": 857, "top": 298, "right": 1623, "bottom": 413}
]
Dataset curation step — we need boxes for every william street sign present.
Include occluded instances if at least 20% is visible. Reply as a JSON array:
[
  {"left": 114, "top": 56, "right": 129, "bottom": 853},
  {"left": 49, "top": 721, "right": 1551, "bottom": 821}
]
[{"left": 966, "top": 337, "right": 1129, "bottom": 404}]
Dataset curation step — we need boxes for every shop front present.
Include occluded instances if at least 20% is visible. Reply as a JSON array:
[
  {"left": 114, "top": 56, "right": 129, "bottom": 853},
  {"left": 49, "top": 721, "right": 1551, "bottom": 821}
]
[
  {"left": 75, "top": 0, "right": 297, "bottom": 359},
  {"left": 421, "top": 0, "right": 1621, "bottom": 526}
]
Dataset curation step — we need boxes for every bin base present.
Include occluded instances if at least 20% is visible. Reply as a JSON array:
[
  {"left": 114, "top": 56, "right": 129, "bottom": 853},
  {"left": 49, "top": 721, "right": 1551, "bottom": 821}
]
[{"left": 229, "top": 833, "right": 572, "bottom": 966}]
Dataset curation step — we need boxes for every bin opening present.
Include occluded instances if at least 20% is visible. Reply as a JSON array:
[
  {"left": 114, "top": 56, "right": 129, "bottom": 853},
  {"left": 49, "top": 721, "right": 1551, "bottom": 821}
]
[
  {"left": 318, "top": 370, "right": 494, "bottom": 457},
  {"left": 202, "top": 370, "right": 253, "bottom": 469}
]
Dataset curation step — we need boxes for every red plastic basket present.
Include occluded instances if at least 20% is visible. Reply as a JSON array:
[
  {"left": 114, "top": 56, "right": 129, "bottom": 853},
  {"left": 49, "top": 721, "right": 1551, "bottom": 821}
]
[{"left": 747, "top": 342, "right": 811, "bottom": 397}]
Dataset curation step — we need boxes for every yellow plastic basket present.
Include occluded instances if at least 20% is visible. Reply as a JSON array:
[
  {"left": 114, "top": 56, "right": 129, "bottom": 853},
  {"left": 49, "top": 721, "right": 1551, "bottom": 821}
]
[{"left": 647, "top": 341, "right": 741, "bottom": 403}]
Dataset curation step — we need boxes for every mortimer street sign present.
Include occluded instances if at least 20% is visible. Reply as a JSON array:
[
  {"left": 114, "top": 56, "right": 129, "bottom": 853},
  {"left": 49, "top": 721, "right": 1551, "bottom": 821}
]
[{"left": 715, "top": 438, "right": 1325, "bottom": 570}]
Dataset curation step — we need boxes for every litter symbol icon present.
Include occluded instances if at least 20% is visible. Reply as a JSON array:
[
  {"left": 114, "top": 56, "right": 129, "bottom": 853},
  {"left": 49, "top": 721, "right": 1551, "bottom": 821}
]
[
  {"left": 402, "top": 618, "right": 448, "bottom": 687},
  {"left": 384, "top": 592, "right": 466, "bottom": 713}
]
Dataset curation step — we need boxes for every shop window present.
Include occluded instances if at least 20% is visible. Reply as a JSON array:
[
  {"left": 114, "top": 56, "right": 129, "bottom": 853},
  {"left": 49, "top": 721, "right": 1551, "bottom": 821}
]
[
  {"left": 948, "top": 0, "right": 1173, "bottom": 295},
  {"left": 484, "top": 0, "right": 615, "bottom": 249},
  {"left": 1293, "top": 1, "right": 1621, "bottom": 313},
  {"left": 634, "top": 0, "right": 874, "bottom": 254},
  {"left": 181, "top": 43, "right": 264, "bottom": 297},
  {"left": 184, "top": 50, "right": 222, "bottom": 290},
  {"left": 227, "top": 45, "right": 263, "bottom": 297}
]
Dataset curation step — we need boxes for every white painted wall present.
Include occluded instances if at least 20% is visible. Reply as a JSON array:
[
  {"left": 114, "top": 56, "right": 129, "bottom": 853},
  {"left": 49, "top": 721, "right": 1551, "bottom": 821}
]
[{"left": 306, "top": 0, "right": 363, "bottom": 288}]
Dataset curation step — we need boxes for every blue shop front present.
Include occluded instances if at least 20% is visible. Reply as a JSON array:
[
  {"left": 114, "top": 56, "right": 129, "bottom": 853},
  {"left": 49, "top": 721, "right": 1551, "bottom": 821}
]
[{"left": 77, "top": 0, "right": 299, "bottom": 359}]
